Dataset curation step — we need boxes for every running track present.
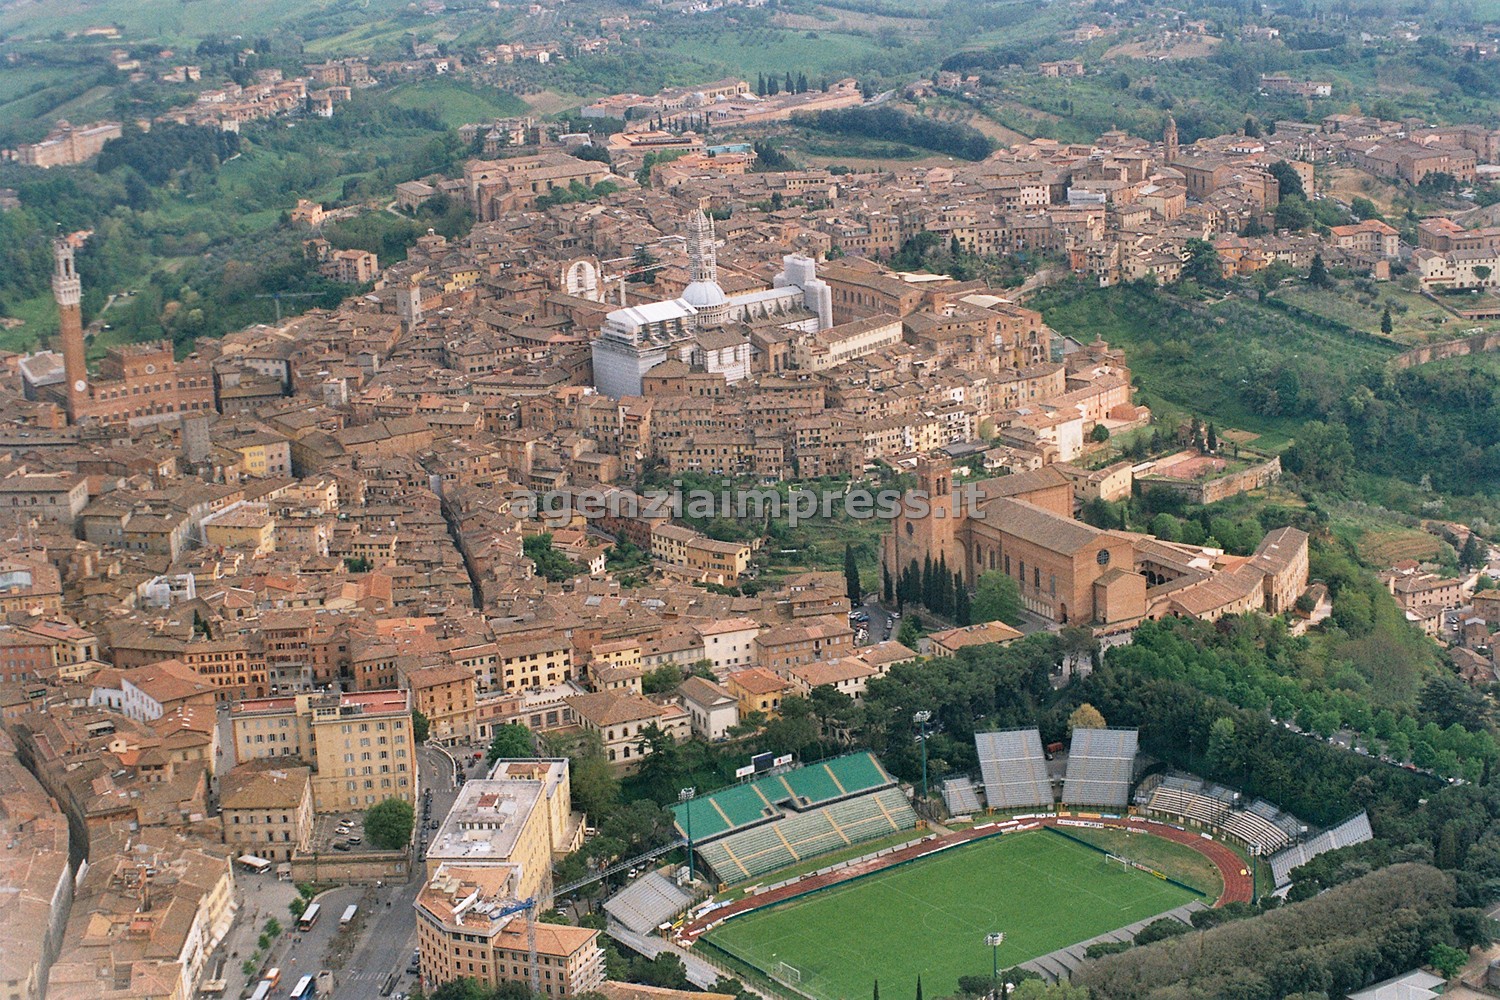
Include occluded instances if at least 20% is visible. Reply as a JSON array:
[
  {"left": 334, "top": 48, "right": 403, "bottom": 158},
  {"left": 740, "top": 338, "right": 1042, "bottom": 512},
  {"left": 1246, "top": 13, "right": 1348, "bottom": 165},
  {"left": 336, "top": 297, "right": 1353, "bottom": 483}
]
[{"left": 678, "top": 814, "right": 1252, "bottom": 943}]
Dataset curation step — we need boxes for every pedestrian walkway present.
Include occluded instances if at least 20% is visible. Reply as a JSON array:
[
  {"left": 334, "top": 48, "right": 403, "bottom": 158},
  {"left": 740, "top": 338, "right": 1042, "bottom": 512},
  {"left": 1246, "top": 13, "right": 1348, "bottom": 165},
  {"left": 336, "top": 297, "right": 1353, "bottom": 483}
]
[
  {"left": 215, "top": 873, "right": 300, "bottom": 1000},
  {"left": 608, "top": 922, "right": 773, "bottom": 999}
]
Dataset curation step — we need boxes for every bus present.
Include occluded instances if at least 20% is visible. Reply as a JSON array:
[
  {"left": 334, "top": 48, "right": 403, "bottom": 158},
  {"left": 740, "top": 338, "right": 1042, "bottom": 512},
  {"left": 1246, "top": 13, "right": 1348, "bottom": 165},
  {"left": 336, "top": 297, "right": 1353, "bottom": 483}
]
[
  {"left": 236, "top": 855, "right": 273, "bottom": 875},
  {"left": 288, "top": 974, "right": 317, "bottom": 999},
  {"left": 297, "top": 902, "right": 321, "bottom": 930},
  {"left": 340, "top": 904, "right": 358, "bottom": 926},
  {"left": 263, "top": 968, "right": 281, "bottom": 989},
  {"left": 247, "top": 983, "right": 272, "bottom": 1000}
]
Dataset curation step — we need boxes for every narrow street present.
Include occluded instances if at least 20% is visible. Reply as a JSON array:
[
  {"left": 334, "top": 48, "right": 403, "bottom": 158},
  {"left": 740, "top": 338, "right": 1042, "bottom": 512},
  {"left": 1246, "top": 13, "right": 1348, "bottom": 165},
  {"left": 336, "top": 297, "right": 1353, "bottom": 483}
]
[{"left": 217, "top": 743, "right": 464, "bottom": 999}]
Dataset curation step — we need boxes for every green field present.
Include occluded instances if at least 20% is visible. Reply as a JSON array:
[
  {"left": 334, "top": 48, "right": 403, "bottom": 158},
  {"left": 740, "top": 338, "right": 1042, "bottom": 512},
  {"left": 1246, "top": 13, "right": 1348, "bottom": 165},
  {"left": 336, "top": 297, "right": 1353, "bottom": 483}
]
[
  {"left": 385, "top": 79, "right": 530, "bottom": 128},
  {"left": 703, "top": 831, "right": 1199, "bottom": 1000},
  {"left": 0, "top": 0, "right": 411, "bottom": 43}
]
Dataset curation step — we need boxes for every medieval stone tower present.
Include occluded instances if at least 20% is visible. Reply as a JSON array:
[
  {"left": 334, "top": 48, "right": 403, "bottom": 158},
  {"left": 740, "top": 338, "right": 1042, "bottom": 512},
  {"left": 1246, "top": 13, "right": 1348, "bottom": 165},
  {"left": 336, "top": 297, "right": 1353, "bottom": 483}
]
[{"left": 52, "top": 237, "right": 88, "bottom": 423}]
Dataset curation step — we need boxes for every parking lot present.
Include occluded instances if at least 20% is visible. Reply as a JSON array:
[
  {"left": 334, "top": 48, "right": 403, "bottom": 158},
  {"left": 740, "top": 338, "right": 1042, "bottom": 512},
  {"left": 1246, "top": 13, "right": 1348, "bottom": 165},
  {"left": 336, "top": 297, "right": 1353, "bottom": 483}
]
[{"left": 308, "top": 812, "right": 371, "bottom": 853}]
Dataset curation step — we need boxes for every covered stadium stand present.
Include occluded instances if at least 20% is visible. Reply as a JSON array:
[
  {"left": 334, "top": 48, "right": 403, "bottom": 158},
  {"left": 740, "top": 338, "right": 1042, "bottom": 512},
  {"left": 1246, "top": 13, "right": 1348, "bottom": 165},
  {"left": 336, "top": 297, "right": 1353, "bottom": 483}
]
[
  {"left": 1268, "top": 811, "right": 1372, "bottom": 888},
  {"left": 1141, "top": 775, "right": 1236, "bottom": 827},
  {"left": 1061, "top": 728, "right": 1138, "bottom": 808},
  {"left": 974, "top": 728, "right": 1055, "bottom": 810},
  {"left": 604, "top": 870, "right": 697, "bottom": 935},
  {"left": 1139, "top": 773, "right": 1329, "bottom": 860},
  {"left": 941, "top": 776, "right": 983, "bottom": 815},
  {"left": 673, "top": 752, "right": 918, "bottom": 884}
]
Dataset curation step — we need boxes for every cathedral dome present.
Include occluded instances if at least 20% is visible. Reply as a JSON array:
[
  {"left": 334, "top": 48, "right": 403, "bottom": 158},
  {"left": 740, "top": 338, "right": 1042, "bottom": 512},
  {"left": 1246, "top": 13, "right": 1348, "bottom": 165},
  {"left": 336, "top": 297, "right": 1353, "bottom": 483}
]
[{"left": 680, "top": 278, "right": 728, "bottom": 309}]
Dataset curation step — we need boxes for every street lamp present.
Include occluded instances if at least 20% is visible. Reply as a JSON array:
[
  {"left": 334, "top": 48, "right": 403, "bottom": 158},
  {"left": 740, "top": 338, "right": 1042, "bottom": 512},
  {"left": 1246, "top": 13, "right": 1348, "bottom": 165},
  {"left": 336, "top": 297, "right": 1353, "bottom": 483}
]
[
  {"left": 985, "top": 933, "right": 1004, "bottom": 1000},
  {"left": 680, "top": 787, "right": 696, "bottom": 884},
  {"left": 914, "top": 711, "right": 932, "bottom": 809}
]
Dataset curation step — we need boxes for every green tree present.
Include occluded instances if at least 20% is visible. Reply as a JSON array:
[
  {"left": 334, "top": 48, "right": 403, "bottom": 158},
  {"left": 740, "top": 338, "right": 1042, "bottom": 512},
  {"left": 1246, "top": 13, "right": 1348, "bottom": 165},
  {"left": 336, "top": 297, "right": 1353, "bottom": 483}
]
[
  {"left": 486, "top": 722, "right": 536, "bottom": 764},
  {"left": 1306, "top": 251, "right": 1331, "bottom": 286},
  {"left": 1351, "top": 196, "right": 1383, "bottom": 221},
  {"left": 364, "top": 797, "right": 415, "bottom": 850},
  {"left": 1459, "top": 532, "right": 1486, "bottom": 569},
  {"left": 430, "top": 979, "right": 495, "bottom": 1000},
  {"left": 524, "top": 532, "right": 584, "bottom": 581},
  {"left": 412, "top": 709, "right": 430, "bottom": 744},
  {"left": 897, "top": 617, "right": 920, "bottom": 649},
  {"left": 1381, "top": 305, "right": 1393, "bottom": 335},
  {"left": 1150, "top": 513, "right": 1183, "bottom": 542},
  {"left": 1277, "top": 195, "right": 1315, "bottom": 232},
  {"left": 642, "top": 663, "right": 684, "bottom": 694},
  {"left": 1428, "top": 943, "right": 1467, "bottom": 978},
  {"left": 1284, "top": 419, "right": 1354, "bottom": 490},
  {"left": 1090, "top": 423, "right": 1111, "bottom": 443},
  {"left": 972, "top": 570, "right": 1022, "bottom": 625},
  {"left": 632, "top": 722, "right": 683, "bottom": 800},
  {"left": 1267, "top": 160, "right": 1306, "bottom": 200},
  {"left": 1182, "top": 237, "right": 1221, "bottom": 285},
  {"left": 1206, "top": 716, "right": 1242, "bottom": 776},
  {"left": 544, "top": 728, "right": 620, "bottom": 817},
  {"left": 844, "top": 543, "right": 862, "bottom": 603}
]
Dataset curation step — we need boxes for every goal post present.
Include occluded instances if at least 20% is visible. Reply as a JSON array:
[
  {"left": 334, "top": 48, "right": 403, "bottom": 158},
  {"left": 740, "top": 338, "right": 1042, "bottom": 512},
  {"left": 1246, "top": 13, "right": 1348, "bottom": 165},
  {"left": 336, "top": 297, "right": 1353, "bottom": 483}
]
[
  {"left": 775, "top": 962, "right": 803, "bottom": 985},
  {"left": 1105, "top": 853, "right": 1131, "bottom": 872}
]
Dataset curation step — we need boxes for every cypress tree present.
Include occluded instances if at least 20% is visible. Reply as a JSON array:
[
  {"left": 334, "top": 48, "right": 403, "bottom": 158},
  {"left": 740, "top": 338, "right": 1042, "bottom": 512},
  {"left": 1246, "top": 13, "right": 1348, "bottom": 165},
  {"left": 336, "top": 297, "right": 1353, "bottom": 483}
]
[
  {"left": 922, "top": 555, "right": 934, "bottom": 609},
  {"left": 936, "top": 552, "right": 951, "bottom": 614},
  {"left": 844, "top": 543, "right": 862, "bottom": 604},
  {"left": 882, "top": 564, "right": 893, "bottom": 603},
  {"left": 954, "top": 574, "right": 971, "bottom": 625},
  {"left": 915, "top": 976, "right": 923, "bottom": 1000}
]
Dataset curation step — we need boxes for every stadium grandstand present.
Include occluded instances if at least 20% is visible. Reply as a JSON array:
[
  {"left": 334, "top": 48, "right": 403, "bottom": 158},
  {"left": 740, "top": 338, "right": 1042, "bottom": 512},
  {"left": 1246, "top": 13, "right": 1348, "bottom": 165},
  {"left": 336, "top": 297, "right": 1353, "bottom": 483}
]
[
  {"left": 1140, "top": 775, "right": 1236, "bottom": 827},
  {"left": 1061, "top": 728, "right": 1138, "bottom": 808},
  {"left": 604, "top": 870, "right": 697, "bottom": 935},
  {"left": 673, "top": 752, "right": 918, "bottom": 884},
  {"left": 941, "top": 776, "right": 983, "bottom": 815},
  {"left": 1268, "top": 811, "right": 1372, "bottom": 888},
  {"left": 974, "top": 728, "right": 1055, "bottom": 810},
  {"left": 1139, "top": 773, "right": 1315, "bottom": 857}
]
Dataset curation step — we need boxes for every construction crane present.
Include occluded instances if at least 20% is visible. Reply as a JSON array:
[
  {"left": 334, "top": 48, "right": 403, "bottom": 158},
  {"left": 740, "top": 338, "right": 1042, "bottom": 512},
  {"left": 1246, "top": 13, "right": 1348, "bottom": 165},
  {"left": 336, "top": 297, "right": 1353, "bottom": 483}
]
[
  {"left": 496, "top": 897, "right": 540, "bottom": 993},
  {"left": 254, "top": 290, "right": 323, "bottom": 323}
]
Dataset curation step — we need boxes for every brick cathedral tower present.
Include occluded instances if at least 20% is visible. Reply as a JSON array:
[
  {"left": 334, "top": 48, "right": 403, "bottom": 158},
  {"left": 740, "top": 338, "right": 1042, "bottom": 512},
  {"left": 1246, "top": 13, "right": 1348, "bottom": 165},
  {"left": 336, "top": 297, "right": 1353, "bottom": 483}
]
[{"left": 52, "top": 236, "right": 89, "bottom": 423}]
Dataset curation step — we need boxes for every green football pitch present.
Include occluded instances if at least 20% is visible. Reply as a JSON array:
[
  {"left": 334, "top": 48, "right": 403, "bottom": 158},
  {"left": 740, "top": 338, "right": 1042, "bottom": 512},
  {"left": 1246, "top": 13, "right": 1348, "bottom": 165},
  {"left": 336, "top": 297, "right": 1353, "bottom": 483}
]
[{"left": 702, "top": 830, "right": 1200, "bottom": 1000}]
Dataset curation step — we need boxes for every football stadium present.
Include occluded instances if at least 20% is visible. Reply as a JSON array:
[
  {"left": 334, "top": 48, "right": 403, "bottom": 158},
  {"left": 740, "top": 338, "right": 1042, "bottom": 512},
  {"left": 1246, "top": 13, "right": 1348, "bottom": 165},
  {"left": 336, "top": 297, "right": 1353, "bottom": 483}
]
[
  {"left": 700, "top": 828, "right": 1201, "bottom": 1000},
  {"left": 657, "top": 738, "right": 1258, "bottom": 1000}
]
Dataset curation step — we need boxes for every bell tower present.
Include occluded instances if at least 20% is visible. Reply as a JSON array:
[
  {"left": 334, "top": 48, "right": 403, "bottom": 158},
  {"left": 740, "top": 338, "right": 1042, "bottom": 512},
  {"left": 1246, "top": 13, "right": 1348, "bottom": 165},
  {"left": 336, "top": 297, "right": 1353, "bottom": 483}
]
[
  {"left": 1163, "top": 114, "right": 1179, "bottom": 165},
  {"left": 52, "top": 237, "right": 88, "bottom": 423}
]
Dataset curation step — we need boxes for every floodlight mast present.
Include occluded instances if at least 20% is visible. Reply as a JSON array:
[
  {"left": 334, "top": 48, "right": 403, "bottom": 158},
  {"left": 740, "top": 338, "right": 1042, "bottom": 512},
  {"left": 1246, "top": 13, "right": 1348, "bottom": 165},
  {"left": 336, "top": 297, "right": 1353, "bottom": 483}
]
[
  {"left": 679, "top": 787, "right": 696, "bottom": 883},
  {"left": 914, "top": 711, "right": 933, "bottom": 809},
  {"left": 986, "top": 932, "right": 1005, "bottom": 999}
]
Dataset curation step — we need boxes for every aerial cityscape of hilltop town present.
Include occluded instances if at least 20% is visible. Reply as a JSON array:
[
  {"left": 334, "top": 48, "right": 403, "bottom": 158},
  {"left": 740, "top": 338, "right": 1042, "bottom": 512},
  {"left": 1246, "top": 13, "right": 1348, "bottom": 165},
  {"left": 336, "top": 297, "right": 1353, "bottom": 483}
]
[{"left": 11, "top": 44, "right": 1500, "bottom": 1000}]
